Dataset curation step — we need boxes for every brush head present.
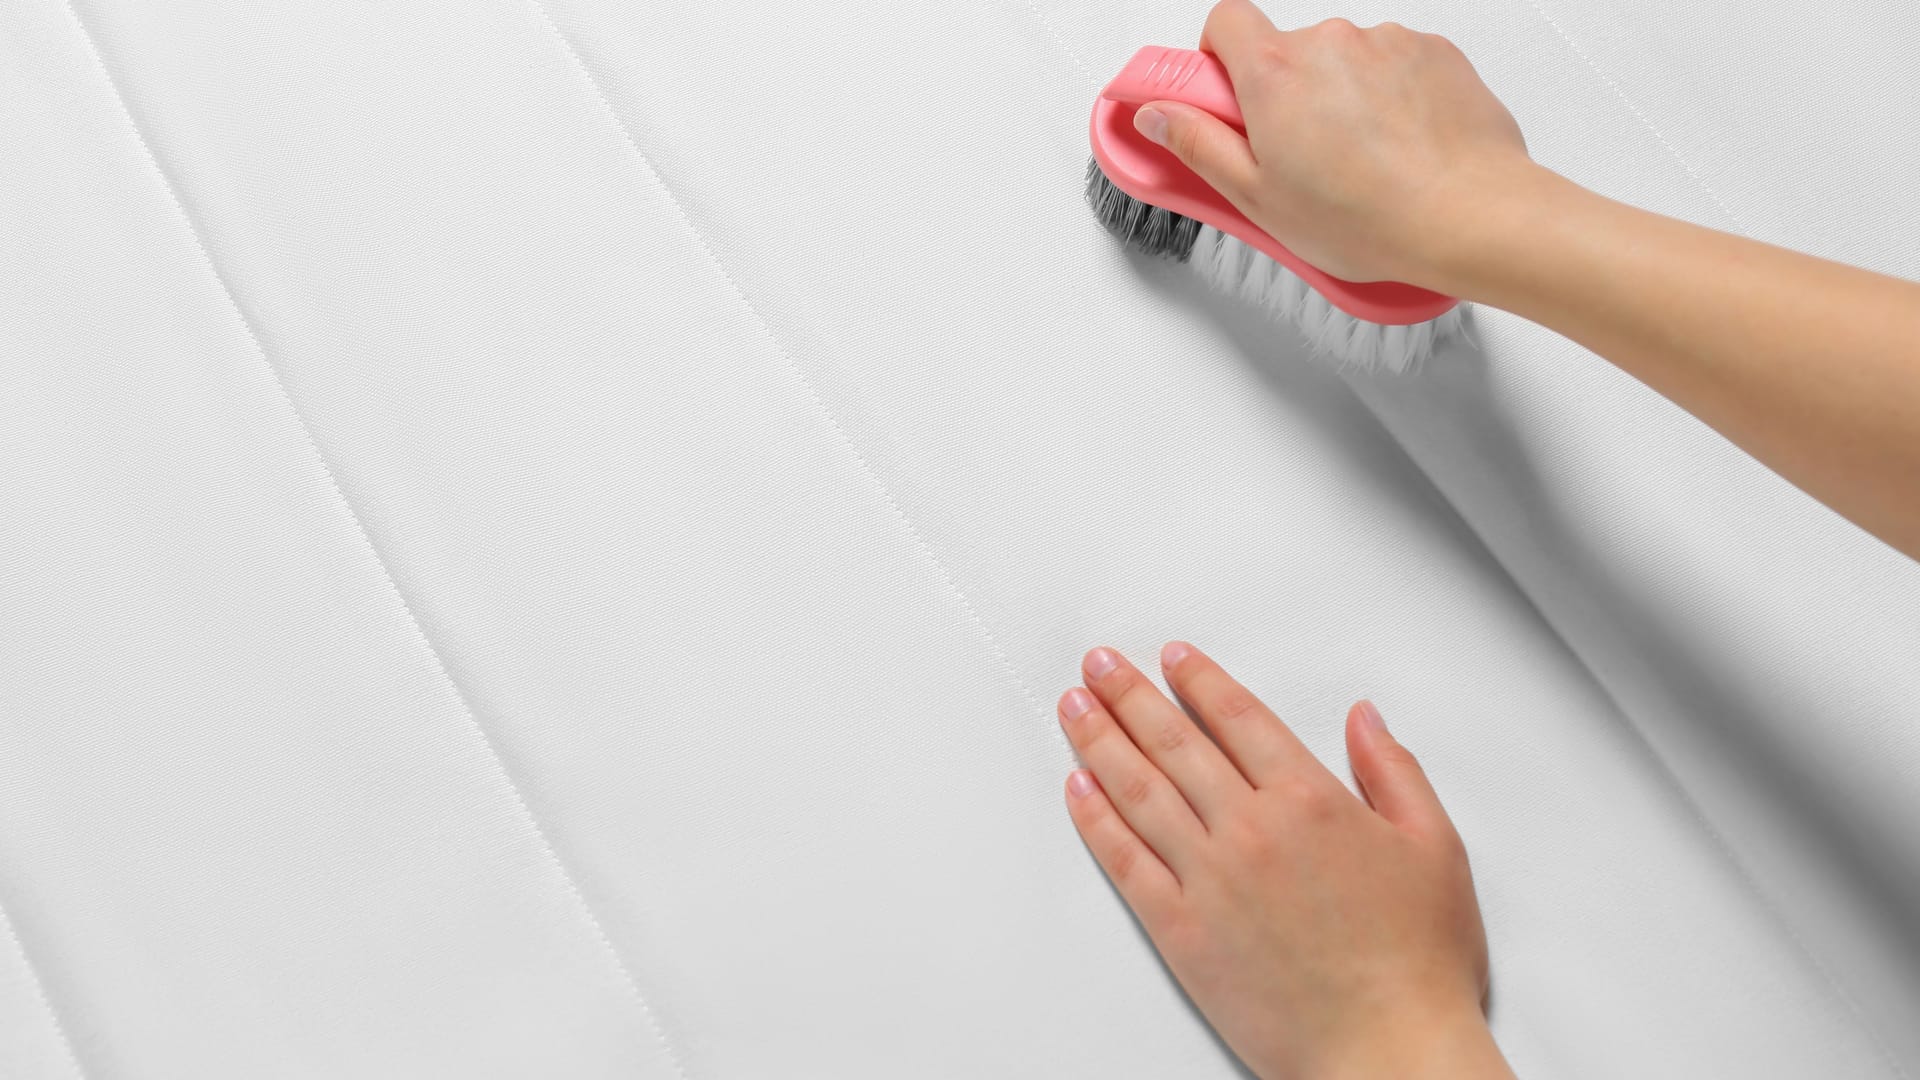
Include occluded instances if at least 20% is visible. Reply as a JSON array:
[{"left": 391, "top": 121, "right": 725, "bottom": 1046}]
[
  {"left": 1085, "top": 156, "right": 1203, "bottom": 261},
  {"left": 1085, "top": 158, "right": 1457, "bottom": 375},
  {"left": 1187, "top": 223, "right": 1461, "bottom": 374}
]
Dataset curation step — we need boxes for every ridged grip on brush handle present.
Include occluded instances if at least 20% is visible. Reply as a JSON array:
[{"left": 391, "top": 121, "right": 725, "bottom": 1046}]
[{"left": 1101, "top": 46, "right": 1244, "bottom": 130}]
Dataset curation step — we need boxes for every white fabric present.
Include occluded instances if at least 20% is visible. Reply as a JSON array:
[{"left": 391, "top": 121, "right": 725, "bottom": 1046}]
[{"left": 2, "top": 0, "right": 1915, "bottom": 1077}]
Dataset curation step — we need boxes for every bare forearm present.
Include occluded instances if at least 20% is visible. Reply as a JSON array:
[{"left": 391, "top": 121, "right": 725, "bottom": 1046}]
[
  {"left": 1438, "top": 165, "right": 1920, "bottom": 559},
  {"left": 1146, "top": 7, "right": 1919, "bottom": 557}
]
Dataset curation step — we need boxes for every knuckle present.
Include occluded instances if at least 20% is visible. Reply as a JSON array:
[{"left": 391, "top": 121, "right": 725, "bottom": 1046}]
[
  {"left": 1169, "top": 122, "right": 1207, "bottom": 165},
  {"left": 1106, "top": 841, "right": 1142, "bottom": 884},
  {"left": 1252, "top": 40, "right": 1292, "bottom": 73},
  {"left": 1150, "top": 721, "right": 1193, "bottom": 755},
  {"left": 1153, "top": 911, "right": 1206, "bottom": 955},
  {"left": 1433, "top": 34, "right": 1474, "bottom": 64},
  {"left": 1283, "top": 778, "right": 1340, "bottom": 822},
  {"left": 1210, "top": 687, "right": 1263, "bottom": 725},
  {"left": 1116, "top": 771, "right": 1158, "bottom": 810},
  {"left": 1223, "top": 818, "right": 1276, "bottom": 862},
  {"left": 1317, "top": 16, "right": 1359, "bottom": 35},
  {"left": 1378, "top": 741, "right": 1426, "bottom": 775}
]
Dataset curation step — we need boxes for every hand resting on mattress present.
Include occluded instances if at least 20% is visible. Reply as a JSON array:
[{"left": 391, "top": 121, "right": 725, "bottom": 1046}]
[{"left": 1058, "top": 643, "right": 1513, "bottom": 1080}]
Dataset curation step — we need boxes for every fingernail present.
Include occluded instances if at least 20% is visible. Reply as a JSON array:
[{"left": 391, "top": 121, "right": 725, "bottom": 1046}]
[
  {"left": 1061, "top": 687, "right": 1096, "bottom": 720},
  {"left": 1133, "top": 105, "right": 1169, "bottom": 147},
  {"left": 1068, "top": 769, "right": 1097, "bottom": 798},
  {"left": 1355, "top": 699, "right": 1388, "bottom": 734},
  {"left": 1085, "top": 647, "right": 1120, "bottom": 680},
  {"left": 1161, "top": 641, "right": 1193, "bottom": 669}
]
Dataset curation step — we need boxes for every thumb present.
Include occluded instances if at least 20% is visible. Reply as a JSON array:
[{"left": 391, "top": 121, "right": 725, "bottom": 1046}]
[
  {"left": 1133, "top": 102, "right": 1260, "bottom": 204},
  {"left": 1346, "top": 700, "right": 1458, "bottom": 846}
]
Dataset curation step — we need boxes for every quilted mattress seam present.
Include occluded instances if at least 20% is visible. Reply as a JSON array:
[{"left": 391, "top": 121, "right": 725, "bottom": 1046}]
[
  {"left": 55, "top": 2, "right": 689, "bottom": 1075},
  {"left": 521, "top": 0, "right": 1079, "bottom": 769}
]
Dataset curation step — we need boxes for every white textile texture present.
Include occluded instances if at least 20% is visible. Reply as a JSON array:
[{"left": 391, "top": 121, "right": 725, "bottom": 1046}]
[{"left": 1, "top": 1, "right": 1915, "bottom": 1077}]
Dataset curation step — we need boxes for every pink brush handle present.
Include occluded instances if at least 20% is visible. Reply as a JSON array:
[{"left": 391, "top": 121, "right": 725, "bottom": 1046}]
[
  {"left": 1091, "top": 47, "right": 1458, "bottom": 325},
  {"left": 1101, "top": 45, "right": 1246, "bottom": 129}
]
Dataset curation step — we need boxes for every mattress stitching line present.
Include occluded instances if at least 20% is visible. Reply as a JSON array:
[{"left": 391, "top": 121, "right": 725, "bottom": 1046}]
[
  {"left": 1019, "top": 0, "right": 1096, "bottom": 83},
  {"left": 1016, "top": 0, "right": 1906, "bottom": 1074},
  {"left": 0, "top": 895, "right": 85, "bottom": 1079},
  {"left": 1515, "top": 0, "right": 1752, "bottom": 233},
  {"left": 521, "top": 0, "right": 1074, "bottom": 779},
  {"left": 55, "top": 2, "right": 683, "bottom": 1071}
]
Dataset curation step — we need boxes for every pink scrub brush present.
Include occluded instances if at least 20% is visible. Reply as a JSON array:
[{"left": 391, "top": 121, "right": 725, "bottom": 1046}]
[{"left": 1087, "top": 46, "right": 1462, "bottom": 373}]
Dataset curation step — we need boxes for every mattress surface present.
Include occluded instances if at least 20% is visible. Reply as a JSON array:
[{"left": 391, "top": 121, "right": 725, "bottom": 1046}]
[{"left": 2, "top": 1, "right": 1917, "bottom": 1077}]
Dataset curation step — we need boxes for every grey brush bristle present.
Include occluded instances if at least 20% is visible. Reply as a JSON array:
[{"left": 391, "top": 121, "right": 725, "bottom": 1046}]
[
  {"left": 1086, "top": 158, "right": 1457, "bottom": 374},
  {"left": 1085, "top": 159, "right": 1201, "bottom": 261}
]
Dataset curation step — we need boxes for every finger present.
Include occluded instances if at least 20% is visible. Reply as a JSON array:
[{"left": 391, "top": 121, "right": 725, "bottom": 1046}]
[
  {"left": 1159, "top": 641, "right": 1316, "bottom": 788},
  {"left": 1082, "top": 647, "right": 1248, "bottom": 825},
  {"left": 1059, "top": 686, "right": 1208, "bottom": 864},
  {"left": 1199, "top": 0, "right": 1281, "bottom": 73},
  {"left": 1132, "top": 103, "right": 1260, "bottom": 203},
  {"left": 1064, "top": 769, "right": 1183, "bottom": 923},
  {"left": 1346, "top": 701, "right": 1460, "bottom": 847}
]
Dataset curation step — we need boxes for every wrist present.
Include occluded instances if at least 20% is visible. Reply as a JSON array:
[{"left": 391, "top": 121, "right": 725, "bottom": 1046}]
[
  {"left": 1311, "top": 997, "right": 1514, "bottom": 1080},
  {"left": 1408, "top": 159, "right": 1582, "bottom": 303}
]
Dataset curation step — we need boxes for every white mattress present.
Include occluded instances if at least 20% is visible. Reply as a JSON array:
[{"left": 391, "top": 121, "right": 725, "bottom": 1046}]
[{"left": 3, "top": 1, "right": 1917, "bottom": 1076}]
